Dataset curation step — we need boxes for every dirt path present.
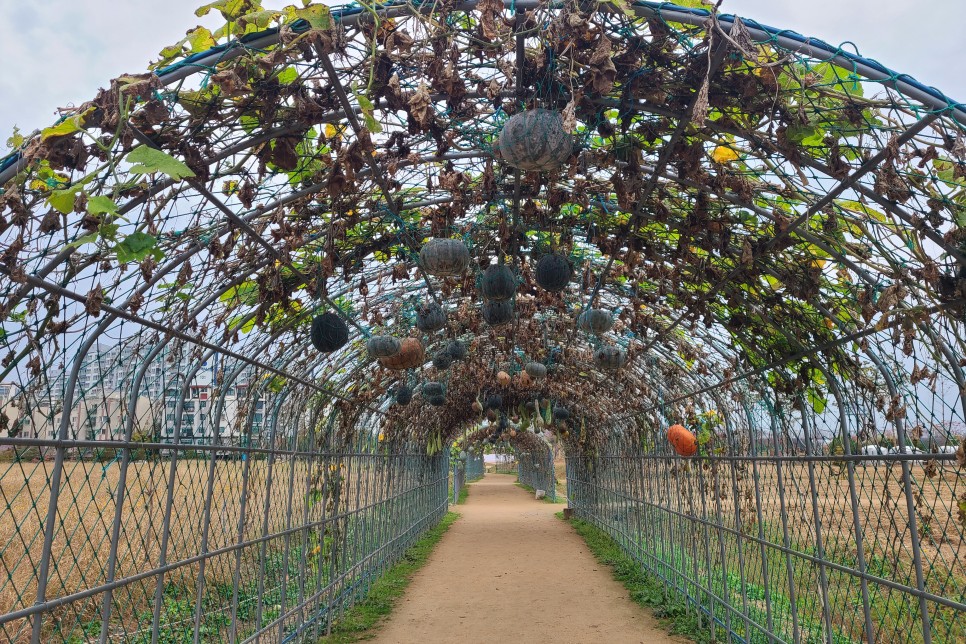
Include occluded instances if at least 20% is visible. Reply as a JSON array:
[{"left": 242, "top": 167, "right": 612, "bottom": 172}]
[{"left": 372, "top": 474, "right": 684, "bottom": 644}]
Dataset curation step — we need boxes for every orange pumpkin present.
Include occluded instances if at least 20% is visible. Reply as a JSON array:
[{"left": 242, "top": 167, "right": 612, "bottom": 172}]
[
  {"left": 378, "top": 337, "right": 425, "bottom": 370},
  {"left": 496, "top": 370, "right": 511, "bottom": 387},
  {"left": 667, "top": 424, "right": 697, "bottom": 457}
]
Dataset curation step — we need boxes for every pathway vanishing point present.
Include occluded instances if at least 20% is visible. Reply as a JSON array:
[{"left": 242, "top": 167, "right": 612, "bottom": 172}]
[{"left": 373, "top": 475, "right": 684, "bottom": 643}]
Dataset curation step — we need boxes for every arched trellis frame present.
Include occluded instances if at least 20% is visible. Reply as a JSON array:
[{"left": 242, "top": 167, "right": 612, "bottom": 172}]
[{"left": 1, "top": 1, "right": 966, "bottom": 642}]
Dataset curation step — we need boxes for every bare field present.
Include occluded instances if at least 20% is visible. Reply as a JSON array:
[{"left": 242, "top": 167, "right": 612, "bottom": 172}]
[{"left": 0, "top": 456, "right": 395, "bottom": 642}]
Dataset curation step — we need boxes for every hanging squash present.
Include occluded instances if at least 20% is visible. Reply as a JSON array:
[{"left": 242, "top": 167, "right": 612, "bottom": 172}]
[
  {"left": 395, "top": 385, "right": 413, "bottom": 406},
  {"left": 594, "top": 346, "right": 626, "bottom": 371},
  {"left": 480, "top": 264, "right": 517, "bottom": 301},
  {"left": 577, "top": 309, "right": 614, "bottom": 334},
  {"left": 517, "top": 371, "right": 534, "bottom": 388},
  {"left": 553, "top": 405, "right": 571, "bottom": 421},
  {"left": 535, "top": 254, "right": 572, "bottom": 292},
  {"left": 427, "top": 395, "right": 447, "bottom": 407},
  {"left": 446, "top": 339, "right": 468, "bottom": 361},
  {"left": 496, "top": 371, "right": 511, "bottom": 387},
  {"left": 419, "top": 238, "right": 470, "bottom": 276},
  {"left": 423, "top": 382, "right": 445, "bottom": 398},
  {"left": 497, "top": 109, "right": 574, "bottom": 172},
  {"left": 667, "top": 424, "right": 697, "bottom": 457},
  {"left": 432, "top": 350, "right": 454, "bottom": 370},
  {"left": 378, "top": 337, "right": 425, "bottom": 370},
  {"left": 482, "top": 299, "right": 514, "bottom": 326},
  {"left": 485, "top": 393, "right": 503, "bottom": 410},
  {"left": 367, "top": 335, "right": 401, "bottom": 359},
  {"left": 472, "top": 399, "right": 484, "bottom": 413},
  {"left": 310, "top": 312, "right": 349, "bottom": 352},
  {"left": 524, "top": 362, "right": 547, "bottom": 379},
  {"left": 416, "top": 302, "right": 447, "bottom": 332}
]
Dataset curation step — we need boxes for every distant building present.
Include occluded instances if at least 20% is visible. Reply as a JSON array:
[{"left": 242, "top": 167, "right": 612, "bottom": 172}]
[{"left": 1, "top": 341, "right": 263, "bottom": 452}]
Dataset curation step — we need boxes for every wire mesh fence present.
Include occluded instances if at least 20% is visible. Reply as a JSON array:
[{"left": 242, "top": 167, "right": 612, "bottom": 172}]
[
  {"left": 0, "top": 422, "right": 449, "bottom": 643},
  {"left": 465, "top": 452, "right": 484, "bottom": 481},
  {"left": 517, "top": 446, "right": 556, "bottom": 502},
  {"left": 567, "top": 426, "right": 966, "bottom": 644}
]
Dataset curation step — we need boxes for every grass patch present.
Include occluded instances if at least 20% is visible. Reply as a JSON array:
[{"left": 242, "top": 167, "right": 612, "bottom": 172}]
[
  {"left": 456, "top": 481, "right": 470, "bottom": 504},
  {"left": 559, "top": 512, "right": 711, "bottom": 643},
  {"left": 318, "top": 511, "right": 459, "bottom": 643},
  {"left": 515, "top": 481, "right": 563, "bottom": 503}
]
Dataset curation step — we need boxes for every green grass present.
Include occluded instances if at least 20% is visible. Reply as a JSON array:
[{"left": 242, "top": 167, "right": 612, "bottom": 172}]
[
  {"left": 515, "top": 481, "right": 564, "bottom": 503},
  {"left": 456, "top": 481, "right": 470, "bottom": 504},
  {"left": 559, "top": 512, "right": 712, "bottom": 643},
  {"left": 317, "top": 511, "right": 459, "bottom": 643}
]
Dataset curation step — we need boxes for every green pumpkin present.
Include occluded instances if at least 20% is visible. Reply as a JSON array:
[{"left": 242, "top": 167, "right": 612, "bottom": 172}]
[
  {"left": 594, "top": 346, "right": 626, "bottom": 371},
  {"left": 366, "top": 335, "right": 401, "bottom": 358},
  {"left": 481, "top": 264, "right": 516, "bottom": 301},
  {"left": 482, "top": 299, "right": 514, "bottom": 326},
  {"left": 525, "top": 362, "right": 547, "bottom": 379},
  {"left": 577, "top": 309, "right": 614, "bottom": 334},
  {"left": 498, "top": 109, "right": 573, "bottom": 172},
  {"left": 419, "top": 238, "right": 470, "bottom": 276}
]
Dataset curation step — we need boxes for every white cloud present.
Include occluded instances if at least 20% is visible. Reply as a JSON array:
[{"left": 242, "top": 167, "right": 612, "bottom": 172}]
[{"left": 0, "top": 0, "right": 962, "bottom": 141}]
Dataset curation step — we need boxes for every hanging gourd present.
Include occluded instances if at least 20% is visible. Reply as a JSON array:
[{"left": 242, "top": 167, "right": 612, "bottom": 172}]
[
  {"left": 472, "top": 399, "right": 484, "bottom": 413},
  {"left": 554, "top": 405, "right": 571, "bottom": 421},
  {"left": 423, "top": 382, "right": 445, "bottom": 398},
  {"left": 524, "top": 362, "right": 547, "bottom": 379},
  {"left": 496, "top": 371, "right": 511, "bottom": 387},
  {"left": 395, "top": 385, "right": 413, "bottom": 406},
  {"left": 446, "top": 339, "right": 468, "bottom": 361},
  {"left": 667, "top": 424, "right": 698, "bottom": 457},
  {"left": 535, "top": 254, "right": 572, "bottom": 292},
  {"left": 310, "top": 312, "right": 349, "bottom": 352},
  {"left": 485, "top": 393, "right": 503, "bottom": 410},
  {"left": 594, "top": 346, "right": 626, "bottom": 371},
  {"left": 378, "top": 337, "right": 425, "bottom": 370},
  {"left": 497, "top": 109, "right": 574, "bottom": 172},
  {"left": 482, "top": 299, "right": 514, "bottom": 326},
  {"left": 367, "top": 335, "right": 401, "bottom": 359},
  {"left": 481, "top": 264, "right": 517, "bottom": 301},
  {"left": 517, "top": 371, "right": 534, "bottom": 388},
  {"left": 432, "top": 350, "right": 454, "bottom": 370},
  {"left": 419, "top": 238, "right": 470, "bottom": 276},
  {"left": 416, "top": 302, "right": 447, "bottom": 332},
  {"left": 577, "top": 309, "right": 614, "bottom": 334},
  {"left": 427, "top": 395, "right": 447, "bottom": 407}
]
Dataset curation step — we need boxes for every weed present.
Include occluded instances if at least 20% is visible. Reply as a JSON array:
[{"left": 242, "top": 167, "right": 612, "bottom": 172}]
[
  {"left": 559, "top": 512, "right": 715, "bottom": 643},
  {"left": 317, "top": 511, "right": 459, "bottom": 643}
]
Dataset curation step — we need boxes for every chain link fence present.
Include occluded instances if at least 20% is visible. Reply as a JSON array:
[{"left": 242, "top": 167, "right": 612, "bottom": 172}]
[
  {"left": 567, "top": 422, "right": 965, "bottom": 643},
  {"left": 0, "top": 414, "right": 449, "bottom": 643},
  {"left": 517, "top": 446, "right": 556, "bottom": 502}
]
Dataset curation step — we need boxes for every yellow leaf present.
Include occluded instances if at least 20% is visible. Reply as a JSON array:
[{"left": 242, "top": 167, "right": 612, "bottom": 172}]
[
  {"left": 711, "top": 145, "right": 739, "bottom": 164},
  {"left": 40, "top": 107, "right": 95, "bottom": 141}
]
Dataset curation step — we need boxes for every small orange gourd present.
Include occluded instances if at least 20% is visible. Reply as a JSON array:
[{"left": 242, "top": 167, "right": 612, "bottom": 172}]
[{"left": 667, "top": 424, "right": 697, "bottom": 457}]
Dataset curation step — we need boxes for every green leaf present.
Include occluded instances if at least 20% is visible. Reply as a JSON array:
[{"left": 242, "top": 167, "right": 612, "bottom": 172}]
[
  {"left": 277, "top": 66, "right": 299, "bottom": 85},
  {"left": 196, "top": 0, "right": 251, "bottom": 20},
  {"left": 67, "top": 232, "right": 99, "bottom": 249},
  {"left": 40, "top": 108, "right": 94, "bottom": 141},
  {"left": 115, "top": 232, "right": 160, "bottom": 263},
  {"left": 185, "top": 26, "right": 217, "bottom": 53},
  {"left": 285, "top": 4, "right": 332, "bottom": 30},
  {"left": 48, "top": 187, "right": 83, "bottom": 214},
  {"left": 785, "top": 124, "right": 824, "bottom": 147},
  {"left": 6, "top": 126, "right": 24, "bottom": 150},
  {"left": 87, "top": 196, "right": 118, "bottom": 215},
  {"left": 125, "top": 146, "right": 196, "bottom": 180}
]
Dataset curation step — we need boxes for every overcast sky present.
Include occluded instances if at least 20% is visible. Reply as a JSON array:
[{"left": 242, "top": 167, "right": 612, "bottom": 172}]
[{"left": 0, "top": 0, "right": 963, "bottom": 142}]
